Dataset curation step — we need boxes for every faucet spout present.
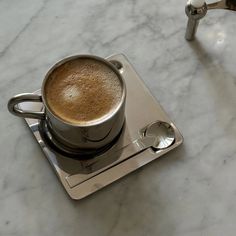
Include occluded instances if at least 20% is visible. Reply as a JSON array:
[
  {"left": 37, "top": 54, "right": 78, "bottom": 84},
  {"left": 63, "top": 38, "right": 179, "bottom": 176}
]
[
  {"left": 185, "top": 1, "right": 207, "bottom": 41},
  {"left": 185, "top": 0, "right": 236, "bottom": 41}
]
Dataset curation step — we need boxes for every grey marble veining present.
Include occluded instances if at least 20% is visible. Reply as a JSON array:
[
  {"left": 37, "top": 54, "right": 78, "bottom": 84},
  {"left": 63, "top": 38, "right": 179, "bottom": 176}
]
[{"left": 0, "top": 0, "right": 236, "bottom": 235}]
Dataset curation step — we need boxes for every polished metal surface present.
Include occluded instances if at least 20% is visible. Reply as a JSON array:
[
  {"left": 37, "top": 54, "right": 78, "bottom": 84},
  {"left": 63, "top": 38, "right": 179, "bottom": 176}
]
[
  {"left": 120, "top": 121, "right": 175, "bottom": 159},
  {"left": 20, "top": 54, "right": 183, "bottom": 200},
  {"left": 8, "top": 55, "right": 126, "bottom": 150},
  {"left": 185, "top": 1, "right": 207, "bottom": 41},
  {"left": 38, "top": 119, "right": 122, "bottom": 160},
  {"left": 208, "top": 0, "right": 236, "bottom": 10},
  {"left": 8, "top": 93, "right": 45, "bottom": 119},
  {"left": 185, "top": 0, "right": 236, "bottom": 41},
  {"left": 65, "top": 121, "right": 175, "bottom": 178},
  {"left": 143, "top": 121, "right": 175, "bottom": 149}
]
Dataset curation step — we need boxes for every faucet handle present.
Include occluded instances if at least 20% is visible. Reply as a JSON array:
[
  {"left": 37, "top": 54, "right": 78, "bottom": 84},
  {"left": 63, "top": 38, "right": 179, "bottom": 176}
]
[
  {"left": 185, "top": 0, "right": 236, "bottom": 41},
  {"left": 207, "top": 0, "right": 236, "bottom": 11}
]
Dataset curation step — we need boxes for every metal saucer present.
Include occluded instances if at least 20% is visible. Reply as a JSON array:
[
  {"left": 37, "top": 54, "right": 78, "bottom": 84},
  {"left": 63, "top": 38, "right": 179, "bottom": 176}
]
[{"left": 21, "top": 54, "right": 184, "bottom": 200}]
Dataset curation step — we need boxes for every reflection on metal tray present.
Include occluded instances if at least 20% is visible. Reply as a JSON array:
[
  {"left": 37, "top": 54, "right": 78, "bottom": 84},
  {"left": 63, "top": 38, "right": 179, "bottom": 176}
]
[{"left": 21, "top": 54, "right": 183, "bottom": 200}]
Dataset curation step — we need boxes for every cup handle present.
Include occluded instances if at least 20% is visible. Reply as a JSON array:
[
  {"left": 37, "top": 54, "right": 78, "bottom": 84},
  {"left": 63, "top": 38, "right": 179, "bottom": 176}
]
[{"left": 8, "top": 93, "right": 45, "bottom": 120}]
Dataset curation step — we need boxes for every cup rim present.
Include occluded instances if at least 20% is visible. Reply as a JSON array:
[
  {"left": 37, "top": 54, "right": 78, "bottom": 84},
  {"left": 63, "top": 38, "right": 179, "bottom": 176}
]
[{"left": 41, "top": 54, "right": 126, "bottom": 127}]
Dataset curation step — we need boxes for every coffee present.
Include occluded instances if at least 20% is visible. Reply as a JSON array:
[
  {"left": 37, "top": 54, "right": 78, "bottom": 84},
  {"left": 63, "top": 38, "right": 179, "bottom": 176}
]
[{"left": 45, "top": 58, "right": 122, "bottom": 124}]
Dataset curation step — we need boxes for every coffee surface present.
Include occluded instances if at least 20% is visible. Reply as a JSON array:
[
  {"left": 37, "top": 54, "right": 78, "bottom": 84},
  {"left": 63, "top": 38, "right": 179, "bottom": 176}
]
[{"left": 45, "top": 58, "right": 122, "bottom": 124}]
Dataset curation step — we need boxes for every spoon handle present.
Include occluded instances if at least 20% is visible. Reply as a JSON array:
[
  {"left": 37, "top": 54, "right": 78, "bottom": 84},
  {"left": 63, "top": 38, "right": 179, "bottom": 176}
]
[
  {"left": 90, "top": 136, "right": 156, "bottom": 171},
  {"left": 75, "top": 138, "right": 151, "bottom": 183}
]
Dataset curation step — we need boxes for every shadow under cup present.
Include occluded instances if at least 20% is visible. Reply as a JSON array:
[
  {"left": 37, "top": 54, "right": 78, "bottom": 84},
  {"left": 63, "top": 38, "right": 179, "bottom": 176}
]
[{"left": 8, "top": 55, "right": 126, "bottom": 154}]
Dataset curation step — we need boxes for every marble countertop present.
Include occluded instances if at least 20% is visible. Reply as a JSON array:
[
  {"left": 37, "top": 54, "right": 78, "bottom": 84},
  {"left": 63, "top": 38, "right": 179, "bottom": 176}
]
[{"left": 1, "top": 0, "right": 236, "bottom": 235}]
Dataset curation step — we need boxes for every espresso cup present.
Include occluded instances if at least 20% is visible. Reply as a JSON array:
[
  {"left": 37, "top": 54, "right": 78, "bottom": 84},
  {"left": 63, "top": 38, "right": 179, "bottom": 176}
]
[{"left": 8, "top": 55, "right": 126, "bottom": 150}]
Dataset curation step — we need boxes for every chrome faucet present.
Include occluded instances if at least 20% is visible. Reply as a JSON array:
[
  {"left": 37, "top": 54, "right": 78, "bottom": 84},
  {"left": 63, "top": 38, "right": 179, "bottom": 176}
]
[{"left": 185, "top": 0, "right": 236, "bottom": 41}]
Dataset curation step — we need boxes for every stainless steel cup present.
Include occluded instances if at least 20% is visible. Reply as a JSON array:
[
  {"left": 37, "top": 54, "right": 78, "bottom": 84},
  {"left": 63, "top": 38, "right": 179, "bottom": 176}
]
[{"left": 8, "top": 55, "right": 126, "bottom": 150}]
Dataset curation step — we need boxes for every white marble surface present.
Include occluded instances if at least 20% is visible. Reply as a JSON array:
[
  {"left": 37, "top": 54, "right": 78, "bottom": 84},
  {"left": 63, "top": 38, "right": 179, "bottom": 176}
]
[{"left": 1, "top": 0, "right": 236, "bottom": 235}]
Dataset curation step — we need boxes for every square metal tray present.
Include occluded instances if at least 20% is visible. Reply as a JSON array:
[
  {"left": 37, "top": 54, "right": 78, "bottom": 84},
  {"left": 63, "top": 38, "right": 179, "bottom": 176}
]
[{"left": 21, "top": 54, "right": 183, "bottom": 200}]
